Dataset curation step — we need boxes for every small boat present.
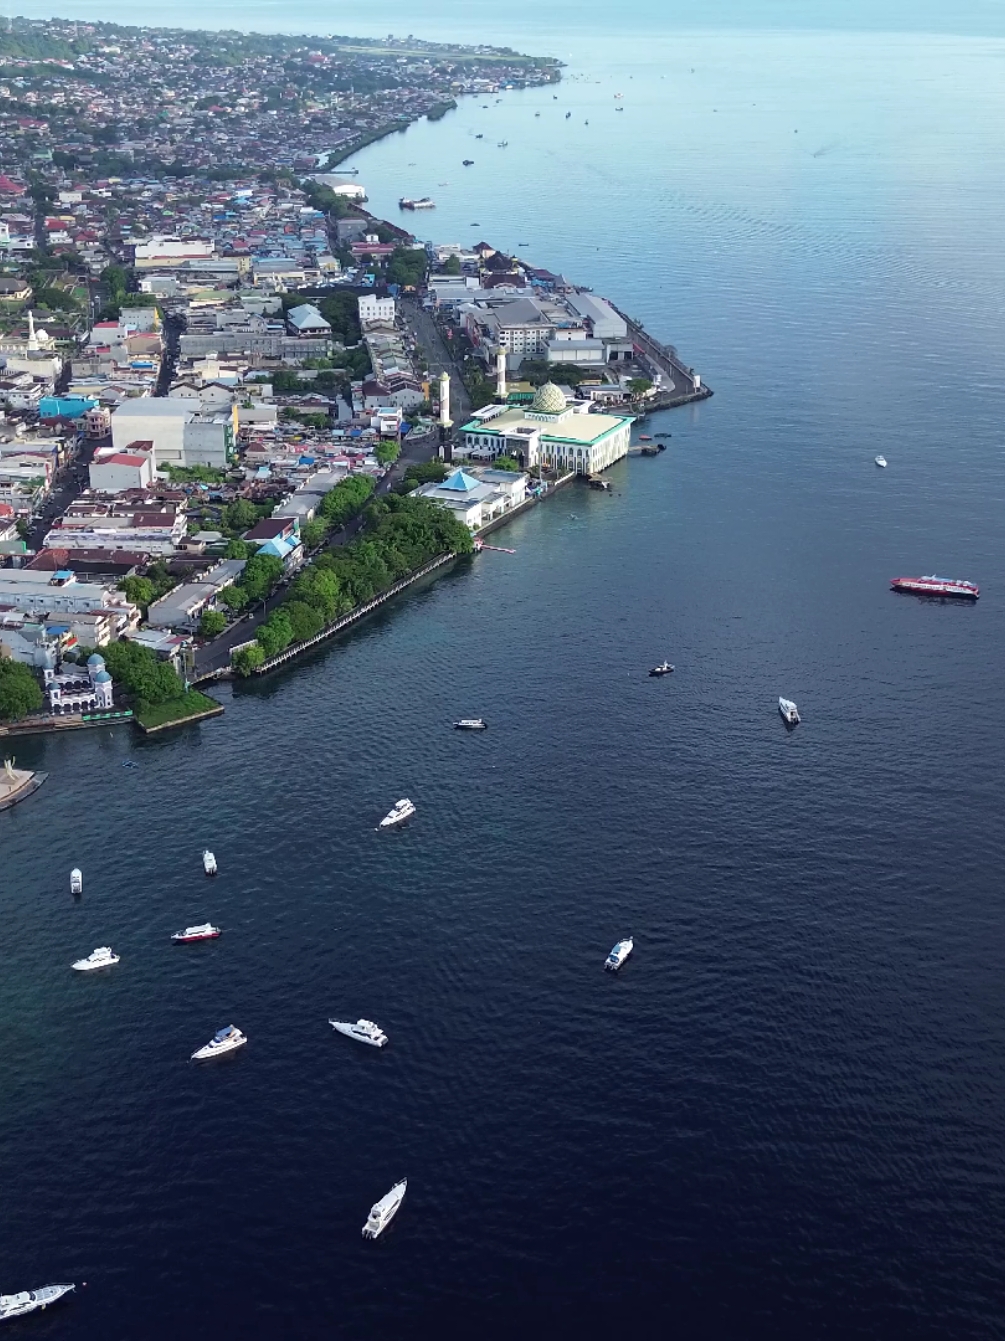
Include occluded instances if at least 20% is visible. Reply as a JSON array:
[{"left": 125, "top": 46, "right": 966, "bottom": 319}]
[
  {"left": 454, "top": 718, "right": 487, "bottom": 730},
  {"left": 203, "top": 850, "right": 217, "bottom": 876},
  {"left": 362, "top": 1178, "right": 407, "bottom": 1239},
  {"left": 779, "top": 697, "right": 800, "bottom": 725},
  {"left": 192, "top": 1025, "right": 246, "bottom": 1061},
  {"left": 497, "top": 140, "right": 508, "bottom": 147},
  {"left": 640, "top": 445, "right": 659, "bottom": 456},
  {"left": 330, "top": 1018, "right": 388, "bottom": 1048},
  {"left": 379, "top": 798, "right": 416, "bottom": 829},
  {"left": 475, "top": 133, "right": 483, "bottom": 138},
  {"left": 565, "top": 111, "right": 571, "bottom": 119},
  {"left": 72, "top": 946, "right": 119, "bottom": 972},
  {"left": 605, "top": 937, "right": 633, "bottom": 971},
  {"left": 0, "top": 1284, "right": 75, "bottom": 1321},
  {"left": 649, "top": 661, "right": 675, "bottom": 677},
  {"left": 639, "top": 435, "right": 652, "bottom": 441},
  {"left": 171, "top": 923, "right": 221, "bottom": 944},
  {"left": 399, "top": 197, "right": 436, "bottom": 210},
  {"left": 890, "top": 576, "right": 979, "bottom": 600},
  {"left": 70, "top": 868, "right": 82, "bottom": 895},
  {"left": 462, "top": 159, "right": 474, "bottom": 166},
  {"left": 588, "top": 477, "right": 611, "bottom": 490},
  {"left": 654, "top": 432, "right": 672, "bottom": 439},
  {"left": 875, "top": 455, "right": 887, "bottom": 467}
]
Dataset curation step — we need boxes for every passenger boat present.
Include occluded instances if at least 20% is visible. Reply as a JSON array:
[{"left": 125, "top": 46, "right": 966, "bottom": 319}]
[
  {"left": 398, "top": 197, "right": 435, "bottom": 209},
  {"left": 649, "top": 661, "right": 675, "bottom": 677},
  {"left": 875, "top": 455, "right": 887, "bottom": 467},
  {"left": 0, "top": 1283, "right": 75, "bottom": 1320},
  {"left": 778, "top": 697, "right": 800, "bottom": 725},
  {"left": 362, "top": 1179, "right": 407, "bottom": 1239},
  {"left": 330, "top": 1018, "right": 388, "bottom": 1048},
  {"left": 171, "top": 923, "right": 221, "bottom": 944},
  {"left": 70, "top": 868, "right": 82, "bottom": 895},
  {"left": 454, "top": 718, "right": 487, "bottom": 730},
  {"left": 203, "top": 850, "right": 217, "bottom": 876},
  {"left": 192, "top": 1025, "right": 246, "bottom": 1061},
  {"left": 72, "top": 946, "right": 119, "bottom": 972},
  {"left": 605, "top": 937, "right": 633, "bottom": 971},
  {"left": 890, "top": 575, "right": 979, "bottom": 600},
  {"left": 379, "top": 798, "right": 416, "bottom": 829}
]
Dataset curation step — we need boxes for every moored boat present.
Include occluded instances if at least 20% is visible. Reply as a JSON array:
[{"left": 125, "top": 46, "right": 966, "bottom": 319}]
[
  {"left": 649, "top": 661, "right": 675, "bottom": 677},
  {"left": 72, "top": 946, "right": 119, "bottom": 972},
  {"left": 171, "top": 923, "right": 221, "bottom": 944},
  {"left": 379, "top": 798, "right": 415, "bottom": 829},
  {"left": 0, "top": 1283, "right": 75, "bottom": 1320},
  {"left": 875, "top": 455, "right": 887, "bottom": 467},
  {"left": 70, "top": 868, "right": 82, "bottom": 895},
  {"left": 779, "top": 697, "right": 800, "bottom": 725},
  {"left": 605, "top": 937, "right": 633, "bottom": 971},
  {"left": 192, "top": 1025, "right": 246, "bottom": 1061},
  {"left": 362, "top": 1178, "right": 407, "bottom": 1239},
  {"left": 203, "top": 850, "right": 217, "bottom": 876},
  {"left": 330, "top": 1018, "right": 388, "bottom": 1048},
  {"left": 890, "top": 575, "right": 978, "bottom": 600},
  {"left": 454, "top": 718, "right": 487, "bottom": 730},
  {"left": 398, "top": 196, "right": 436, "bottom": 209}
]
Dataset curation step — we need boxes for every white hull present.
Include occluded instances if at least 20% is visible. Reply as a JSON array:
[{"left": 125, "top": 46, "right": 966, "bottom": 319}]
[
  {"left": 70, "top": 868, "right": 82, "bottom": 894},
  {"left": 362, "top": 1179, "right": 407, "bottom": 1238},
  {"left": 875, "top": 455, "right": 887, "bottom": 467},
  {"left": 0, "top": 1284, "right": 75, "bottom": 1319},
  {"left": 192, "top": 1027, "right": 246, "bottom": 1060},
  {"left": 72, "top": 948, "right": 119, "bottom": 971},
  {"left": 605, "top": 937, "right": 633, "bottom": 971},
  {"left": 379, "top": 799, "right": 415, "bottom": 828},
  {"left": 203, "top": 850, "right": 217, "bottom": 875},
  {"left": 454, "top": 719, "right": 487, "bottom": 730},
  {"left": 779, "top": 697, "right": 800, "bottom": 725},
  {"left": 330, "top": 1019, "right": 388, "bottom": 1047},
  {"left": 172, "top": 924, "right": 221, "bottom": 943}
]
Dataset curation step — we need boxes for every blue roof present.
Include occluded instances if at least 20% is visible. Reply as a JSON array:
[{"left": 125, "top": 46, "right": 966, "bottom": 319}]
[
  {"left": 87, "top": 652, "right": 105, "bottom": 666},
  {"left": 441, "top": 469, "right": 481, "bottom": 493},
  {"left": 92, "top": 670, "right": 112, "bottom": 683}
]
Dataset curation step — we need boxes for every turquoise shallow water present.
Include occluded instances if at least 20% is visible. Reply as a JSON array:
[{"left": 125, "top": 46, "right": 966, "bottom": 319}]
[{"left": 3, "top": 9, "right": 1005, "bottom": 1338}]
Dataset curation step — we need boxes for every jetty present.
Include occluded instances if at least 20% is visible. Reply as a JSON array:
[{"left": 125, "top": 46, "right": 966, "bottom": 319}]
[
  {"left": 0, "top": 757, "right": 47, "bottom": 812},
  {"left": 607, "top": 301, "right": 713, "bottom": 408}
]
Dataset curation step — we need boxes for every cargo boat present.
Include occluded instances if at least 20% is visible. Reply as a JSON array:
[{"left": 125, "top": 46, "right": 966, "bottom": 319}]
[{"left": 890, "top": 576, "right": 979, "bottom": 600}]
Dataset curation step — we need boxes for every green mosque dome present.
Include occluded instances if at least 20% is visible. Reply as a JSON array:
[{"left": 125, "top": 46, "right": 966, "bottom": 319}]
[{"left": 530, "top": 381, "right": 567, "bottom": 415}]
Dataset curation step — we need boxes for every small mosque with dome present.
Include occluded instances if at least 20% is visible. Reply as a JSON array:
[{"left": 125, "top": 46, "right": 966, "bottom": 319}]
[
  {"left": 43, "top": 652, "right": 115, "bottom": 715},
  {"left": 457, "top": 374, "right": 634, "bottom": 476}
]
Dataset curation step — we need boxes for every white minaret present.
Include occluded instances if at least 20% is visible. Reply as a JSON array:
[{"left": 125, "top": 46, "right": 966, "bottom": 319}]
[
  {"left": 496, "top": 346, "right": 507, "bottom": 401},
  {"left": 27, "top": 309, "right": 37, "bottom": 352},
  {"left": 438, "top": 371, "right": 451, "bottom": 428}
]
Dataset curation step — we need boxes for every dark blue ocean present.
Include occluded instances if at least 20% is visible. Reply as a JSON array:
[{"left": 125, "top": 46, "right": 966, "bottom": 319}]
[{"left": 4, "top": 6, "right": 1005, "bottom": 1337}]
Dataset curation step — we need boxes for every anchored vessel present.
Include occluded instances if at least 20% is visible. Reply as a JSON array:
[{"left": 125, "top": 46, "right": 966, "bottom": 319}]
[
  {"left": 605, "top": 937, "right": 634, "bottom": 971},
  {"left": 0, "top": 1284, "right": 75, "bottom": 1321},
  {"left": 454, "top": 718, "right": 487, "bottom": 731},
  {"left": 890, "top": 575, "right": 979, "bottom": 600},
  {"left": 398, "top": 196, "right": 435, "bottom": 209},
  {"left": 72, "top": 946, "right": 119, "bottom": 972},
  {"left": 649, "top": 661, "right": 675, "bottom": 677},
  {"left": 330, "top": 1018, "right": 388, "bottom": 1048},
  {"left": 362, "top": 1179, "right": 407, "bottom": 1239},
  {"left": 192, "top": 1025, "right": 246, "bottom": 1060},
  {"left": 875, "top": 455, "right": 887, "bottom": 467},
  {"left": 379, "top": 798, "right": 415, "bottom": 829},
  {"left": 171, "top": 923, "right": 221, "bottom": 944},
  {"left": 70, "top": 868, "right": 82, "bottom": 895},
  {"left": 778, "top": 697, "right": 800, "bottom": 725},
  {"left": 203, "top": 850, "right": 217, "bottom": 875}
]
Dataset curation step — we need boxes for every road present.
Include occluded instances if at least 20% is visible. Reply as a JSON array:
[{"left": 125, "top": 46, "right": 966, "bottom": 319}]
[
  {"left": 400, "top": 299, "right": 473, "bottom": 424},
  {"left": 26, "top": 437, "right": 99, "bottom": 551}
]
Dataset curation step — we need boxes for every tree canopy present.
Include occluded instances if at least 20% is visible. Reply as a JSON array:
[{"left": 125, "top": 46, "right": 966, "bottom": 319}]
[
  {"left": 102, "top": 641, "right": 184, "bottom": 707},
  {"left": 0, "top": 660, "right": 43, "bottom": 721}
]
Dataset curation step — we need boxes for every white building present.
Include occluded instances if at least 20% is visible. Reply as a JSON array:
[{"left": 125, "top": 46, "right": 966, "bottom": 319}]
[
  {"left": 286, "top": 304, "right": 332, "bottom": 339},
  {"left": 412, "top": 466, "right": 528, "bottom": 531},
  {"left": 308, "top": 174, "right": 367, "bottom": 199},
  {"left": 133, "top": 236, "right": 214, "bottom": 268},
  {"left": 358, "top": 294, "right": 395, "bottom": 325},
  {"left": 110, "top": 399, "right": 235, "bottom": 469},
  {"left": 43, "top": 652, "right": 114, "bottom": 715},
  {"left": 457, "top": 382, "right": 634, "bottom": 475},
  {"left": 89, "top": 449, "right": 155, "bottom": 493}
]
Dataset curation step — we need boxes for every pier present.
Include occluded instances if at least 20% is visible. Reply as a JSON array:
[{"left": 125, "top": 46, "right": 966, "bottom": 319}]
[{"left": 607, "top": 302, "right": 713, "bottom": 408}]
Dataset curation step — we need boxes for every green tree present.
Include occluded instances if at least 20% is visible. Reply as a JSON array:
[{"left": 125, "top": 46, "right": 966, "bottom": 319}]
[
  {"left": 224, "top": 538, "right": 249, "bottom": 559},
  {"left": 224, "top": 498, "right": 259, "bottom": 534},
  {"left": 118, "top": 575, "right": 155, "bottom": 609},
  {"left": 443, "top": 254, "right": 462, "bottom": 276},
  {"left": 285, "top": 600, "right": 324, "bottom": 643},
  {"left": 232, "top": 643, "right": 265, "bottom": 677},
  {"left": 0, "top": 660, "right": 43, "bottom": 720},
  {"left": 318, "top": 474, "right": 374, "bottom": 527},
  {"left": 628, "top": 377, "right": 653, "bottom": 396},
  {"left": 301, "top": 517, "right": 330, "bottom": 551},
  {"left": 240, "top": 552, "right": 284, "bottom": 602},
  {"left": 374, "top": 440, "right": 400, "bottom": 466},
  {"left": 199, "top": 609, "right": 226, "bottom": 638},
  {"left": 493, "top": 455, "right": 521, "bottom": 472},
  {"left": 102, "top": 641, "right": 184, "bottom": 706},
  {"left": 220, "top": 584, "right": 249, "bottom": 612},
  {"left": 255, "top": 609, "right": 293, "bottom": 657}
]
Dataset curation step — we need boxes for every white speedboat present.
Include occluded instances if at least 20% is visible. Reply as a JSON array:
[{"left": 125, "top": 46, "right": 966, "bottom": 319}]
[
  {"left": 330, "top": 1018, "right": 388, "bottom": 1048},
  {"left": 875, "top": 455, "right": 887, "bottom": 467},
  {"left": 203, "top": 850, "right": 217, "bottom": 875},
  {"left": 454, "top": 718, "right": 487, "bottom": 730},
  {"left": 191, "top": 1025, "right": 246, "bottom": 1060},
  {"left": 0, "top": 1283, "right": 75, "bottom": 1320},
  {"left": 72, "top": 946, "right": 119, "bottom": 972},
  {"left": 605, "top": 937, "right": 633, "bottom": 971},
  {"left": 362, "top": 1178, "right": 407, "bottom": 1239},
  {"left": 778, "top": 697, "right": 800, "bottom": 725},
  {"left": 171, "top": 923, "right": 221, "bottom": 944},
  {"left": 70, "top": 868, "right": 82, "bottom": 895},
  {"left": 649, "top": 661, "right": 675, "bottom": 677},
  {"left": 379, "top": 798, "right": 415, "bottom": 829}
]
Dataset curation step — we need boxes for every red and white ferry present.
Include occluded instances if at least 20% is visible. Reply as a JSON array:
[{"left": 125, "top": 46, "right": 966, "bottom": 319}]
[
  {"left": 171, "top": 923, "right": 221, "bottom": 944},
  {"left": 890, "top": 575, "right": 979, "bottom": 600}
]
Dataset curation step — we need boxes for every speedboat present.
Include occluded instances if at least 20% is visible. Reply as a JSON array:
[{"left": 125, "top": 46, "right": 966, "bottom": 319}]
[
  {"left": 362, "top": 1178, "right": 407, "bottom": 1239},
  {"left": 649, "top": 661, "right": 675, "bottom": 677},
  {"left": 779, "top": 697, "right": 800, "bottom": 725},
  {"left": 890, "top": 575, "right": 978, "bottom": 600},
  {"left": 203, "top": 850, "right": 217, "bottom": 876},
  {"left": 192, "top": 1025, "right": 246, "bottom": 1060},
  {"left": 875, "top": 455, "right": 887, "bottom": 467},
  {"left": 171, "top": 923, "right": 221, "bottom": 944},
  {"left": 605, "top": 937, "right": 633, "bottom": 971},
  {"left": 454, "top": 718, "right": 487, "bottom": 730},
  {"left": 330, "top": 1018, "right": 388, "bottom": 1048},
  {"left": 72, "top": 946, "right": 119, "bottom": 972},
  {"left": 70, "top": 868, "right": 82, "bottom": 895},
  {"left": 379, "top": 798, "right": 415, "bottom": 829},
  {"left": 0, "top": 1284, "right": 75, "bottom": 1320},
  {"left": 462, "top": 159, "right": 474, "bottom": 166}
]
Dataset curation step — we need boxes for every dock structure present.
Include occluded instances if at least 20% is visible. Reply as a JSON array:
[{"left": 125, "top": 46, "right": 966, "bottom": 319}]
[
  {"left": 0, "top": 758, "right": 47, "bottom": 811},
  {"left": 607, "top": 302, "right": 712, "bottom": 405}
]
